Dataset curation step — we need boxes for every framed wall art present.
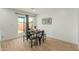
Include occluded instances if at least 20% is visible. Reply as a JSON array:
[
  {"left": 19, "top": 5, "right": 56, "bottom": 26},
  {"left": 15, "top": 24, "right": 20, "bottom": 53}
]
[{"left": 42, "top": 17, "right": 52, "bottom": 25}]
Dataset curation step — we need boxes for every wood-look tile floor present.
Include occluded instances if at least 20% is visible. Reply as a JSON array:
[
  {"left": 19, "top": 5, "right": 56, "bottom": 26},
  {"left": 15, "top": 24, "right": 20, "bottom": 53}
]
[{"left": 0, "top": 37, "right": 78, "bottom": 51}]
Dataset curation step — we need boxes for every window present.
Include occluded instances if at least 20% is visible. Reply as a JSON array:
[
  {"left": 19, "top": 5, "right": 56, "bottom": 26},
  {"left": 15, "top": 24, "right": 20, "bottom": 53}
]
[
  {"left": 29, "top": 16, "right": 34, "bottom": 29},
  {"left": 18, "top": 16, "right": 25, "bottom": 34}
]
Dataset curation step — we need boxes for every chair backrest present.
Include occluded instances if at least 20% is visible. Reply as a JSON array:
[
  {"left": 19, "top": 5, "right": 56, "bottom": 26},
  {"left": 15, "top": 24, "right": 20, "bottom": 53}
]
[{"left": 41, "top": 30, "right": 44, "bottom": 35}]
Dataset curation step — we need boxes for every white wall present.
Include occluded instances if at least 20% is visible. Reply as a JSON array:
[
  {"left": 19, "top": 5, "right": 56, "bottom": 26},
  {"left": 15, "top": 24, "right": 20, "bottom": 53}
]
[
  {"left": 0, "top": 32, "right": 1, "bottom": 41},
  {"left": 33, "top": 16, "right": 37, "bottom": 26},
  {"left": 37, "top": 8, "right": 78, "bottom": 44},
  {"left": 0, "top": 9, "right": 18, "bottom": 41},
  {"left": 78, "top": 10, "right": 79, "bottom": 44},
  {"left": 78, "top": 9, "right": 79, "bottom": 47}
]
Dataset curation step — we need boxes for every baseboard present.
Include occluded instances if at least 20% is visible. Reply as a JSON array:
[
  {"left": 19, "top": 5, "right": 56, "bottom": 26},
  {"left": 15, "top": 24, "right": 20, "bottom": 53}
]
[
  {"left": 0, "top": 35, "right": 22, "bottom": 42},
  {"left": 47, "top": 36, "right": 77, "bottom": 48}
]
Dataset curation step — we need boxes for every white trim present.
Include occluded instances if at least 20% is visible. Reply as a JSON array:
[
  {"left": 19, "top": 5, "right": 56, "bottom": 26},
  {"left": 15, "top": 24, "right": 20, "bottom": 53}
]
[
  {"left": 0, "top": 35, "right": 22, "bottom": 42},
  {"left": 47, "top": 35, "right": 77, "bottom": 46}
]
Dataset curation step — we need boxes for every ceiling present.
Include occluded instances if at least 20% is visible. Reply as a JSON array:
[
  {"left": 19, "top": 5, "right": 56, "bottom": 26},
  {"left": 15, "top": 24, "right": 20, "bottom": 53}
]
[
  {"left": 13, "top": 8, "right": 75, "bottom": 16},
  {"left": 13, "top": 8, "right": 59, "bottom": 14}
]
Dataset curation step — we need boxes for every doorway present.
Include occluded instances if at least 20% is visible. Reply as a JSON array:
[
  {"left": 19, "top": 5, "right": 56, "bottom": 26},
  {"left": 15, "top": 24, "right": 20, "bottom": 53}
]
[{"left": 17, "top": 15, "right": 35, "bottom": 38}]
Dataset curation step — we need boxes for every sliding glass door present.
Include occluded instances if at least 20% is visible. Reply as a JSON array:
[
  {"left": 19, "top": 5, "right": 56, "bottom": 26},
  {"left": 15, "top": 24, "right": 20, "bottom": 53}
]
[
  {"left": 18, "top": 16, "right": 26, "bottom": 35},
  {"left": 18, "top": 15, "right": 35, "bottom": 40}
]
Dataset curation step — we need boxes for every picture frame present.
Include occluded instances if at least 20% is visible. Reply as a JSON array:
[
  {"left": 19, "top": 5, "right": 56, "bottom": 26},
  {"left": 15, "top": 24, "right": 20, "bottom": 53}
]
[{"left": 42, "top": 17, "right": 52, "bottom": 24}]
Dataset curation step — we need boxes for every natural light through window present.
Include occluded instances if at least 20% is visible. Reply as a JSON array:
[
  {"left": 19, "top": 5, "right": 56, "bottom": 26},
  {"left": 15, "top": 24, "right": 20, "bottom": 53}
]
[
  {"left": 18, "top": 17, "right": 25, "bottom": 34},
  {"left": 29, "top": 17, "right": 34, "bottom": 29}
]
